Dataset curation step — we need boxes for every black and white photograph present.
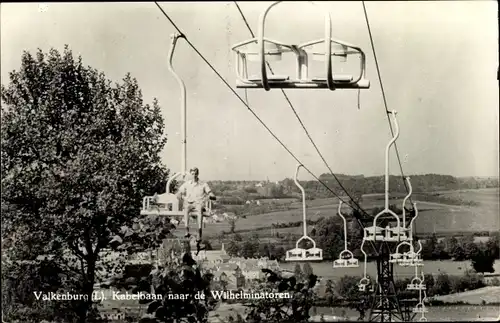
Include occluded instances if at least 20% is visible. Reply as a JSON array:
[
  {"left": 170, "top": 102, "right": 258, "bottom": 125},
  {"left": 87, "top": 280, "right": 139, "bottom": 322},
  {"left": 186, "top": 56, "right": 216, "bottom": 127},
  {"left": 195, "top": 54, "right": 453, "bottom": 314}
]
[{"left": 1, "top": 1, "right": 499, "bottom": 322}]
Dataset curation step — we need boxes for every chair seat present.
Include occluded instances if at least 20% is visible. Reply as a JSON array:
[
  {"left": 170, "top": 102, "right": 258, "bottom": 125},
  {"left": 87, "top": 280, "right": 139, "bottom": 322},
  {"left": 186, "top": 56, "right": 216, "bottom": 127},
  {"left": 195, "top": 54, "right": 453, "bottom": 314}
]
[{"left": 247, "top": 75, "right": 290, "bottom": 82}]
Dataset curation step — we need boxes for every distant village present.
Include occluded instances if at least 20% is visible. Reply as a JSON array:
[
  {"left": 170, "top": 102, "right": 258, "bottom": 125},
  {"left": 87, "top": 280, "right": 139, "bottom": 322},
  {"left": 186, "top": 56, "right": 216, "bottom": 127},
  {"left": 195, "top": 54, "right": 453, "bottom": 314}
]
[{"left": 95, "top": 243, "right": 284, "bottom": 322}]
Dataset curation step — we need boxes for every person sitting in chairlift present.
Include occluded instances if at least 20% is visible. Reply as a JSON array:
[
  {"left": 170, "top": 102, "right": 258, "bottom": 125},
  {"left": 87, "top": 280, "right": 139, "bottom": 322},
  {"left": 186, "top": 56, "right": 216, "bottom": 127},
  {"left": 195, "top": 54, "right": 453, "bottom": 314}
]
[{"left": 176, "top": 167, "right": 216, "bottom": 243}]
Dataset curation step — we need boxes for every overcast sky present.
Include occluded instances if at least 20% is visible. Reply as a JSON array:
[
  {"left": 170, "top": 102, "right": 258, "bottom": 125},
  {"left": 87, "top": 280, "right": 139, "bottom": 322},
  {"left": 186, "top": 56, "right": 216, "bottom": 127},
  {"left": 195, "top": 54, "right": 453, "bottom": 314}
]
[{"left": 2, "top": 1, "right": 498, "bottom": 181}]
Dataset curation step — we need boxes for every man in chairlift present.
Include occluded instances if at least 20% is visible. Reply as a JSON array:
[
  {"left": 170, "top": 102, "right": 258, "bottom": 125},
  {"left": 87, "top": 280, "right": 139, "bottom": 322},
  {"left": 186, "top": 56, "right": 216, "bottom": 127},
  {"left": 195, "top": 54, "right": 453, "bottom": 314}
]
[{"left": 176, "top": 167, "right": 216, "bottom": 247}]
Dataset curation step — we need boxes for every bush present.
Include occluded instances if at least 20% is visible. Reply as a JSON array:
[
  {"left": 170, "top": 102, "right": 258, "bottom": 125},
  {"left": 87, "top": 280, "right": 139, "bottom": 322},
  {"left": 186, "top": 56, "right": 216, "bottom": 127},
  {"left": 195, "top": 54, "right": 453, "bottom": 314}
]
[
  {"left": 429, "top": 272, "right": 485, "bottom": 295},
  {"left": 490, "top": 277, "right": 500, "bottom": 286},
  {"left": 432, "top": 273, "right": 451, "bottom": 295}
]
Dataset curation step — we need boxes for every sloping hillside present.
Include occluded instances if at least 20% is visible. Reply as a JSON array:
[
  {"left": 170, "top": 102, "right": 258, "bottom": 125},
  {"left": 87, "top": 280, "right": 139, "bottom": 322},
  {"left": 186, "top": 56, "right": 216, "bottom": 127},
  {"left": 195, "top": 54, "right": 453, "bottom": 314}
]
[{"left": 431, "top": 286, "right": 500, "bottom": 304}]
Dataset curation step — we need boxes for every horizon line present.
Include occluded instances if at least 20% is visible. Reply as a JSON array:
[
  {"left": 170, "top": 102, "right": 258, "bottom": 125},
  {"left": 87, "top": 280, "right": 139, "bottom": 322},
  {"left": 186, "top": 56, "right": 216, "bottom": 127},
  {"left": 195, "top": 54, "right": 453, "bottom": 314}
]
[{"left": 202, "top": 174, "right": 500, "bottom": 182}]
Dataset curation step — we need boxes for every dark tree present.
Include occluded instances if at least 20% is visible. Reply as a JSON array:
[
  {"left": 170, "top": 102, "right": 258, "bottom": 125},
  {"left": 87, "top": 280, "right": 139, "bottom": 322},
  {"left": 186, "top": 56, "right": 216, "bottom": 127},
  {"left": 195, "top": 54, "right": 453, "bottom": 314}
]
[
  {"left": 229, "top": 218, "right": 236, "bottom": 234},
  {"left": 110, "top": 252, "right": 219, "bottom": 323},
  {"left": 245, "top": 269, "right": 318, "bottom": 323},
  {"left": 1, "top": 47, "right": 168, "bottom": 322},
  {"left": 302, "top": 262, "right": 314, "bottom": 277},
  {"left": 471, "top": 250, "right": 496, "bottom": 274},
  {"left": 293, "top": 264, "right": 303, "bottom": 281},
  {"left": 226, "top": 241, "right": 240, "bottom": 257},
  {"left": 486, "top": 234, "right": 500, "bottom": 259}
]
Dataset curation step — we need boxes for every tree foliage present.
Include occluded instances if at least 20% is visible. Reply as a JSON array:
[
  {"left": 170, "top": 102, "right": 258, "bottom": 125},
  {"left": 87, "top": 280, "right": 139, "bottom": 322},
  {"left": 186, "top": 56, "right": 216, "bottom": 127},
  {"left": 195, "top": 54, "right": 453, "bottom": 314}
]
[
  {"left": 1, "top": 258, "right": 83, "bottom": 323},
  {"left": 244, "top": 270, "right": 318, "bottom": 323},
  {"left": 302, "top": 263, "right": 314, "bottom": 277},
  {"left": 110, "top": 253, "right": 219, "bottom": 323},
  {"left": 471, "top": 249, "right": 496, "bottom": 274},
  {"left": 1, "top": 46, "right": 168, "bottom": 322}
]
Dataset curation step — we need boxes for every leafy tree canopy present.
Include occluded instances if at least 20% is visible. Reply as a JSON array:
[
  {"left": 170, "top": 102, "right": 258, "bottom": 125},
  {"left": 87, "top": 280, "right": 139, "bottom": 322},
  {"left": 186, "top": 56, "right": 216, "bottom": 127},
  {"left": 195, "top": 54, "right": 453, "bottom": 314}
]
[{"left": 1, "top": 46, "right": 169, "bottom": 322}]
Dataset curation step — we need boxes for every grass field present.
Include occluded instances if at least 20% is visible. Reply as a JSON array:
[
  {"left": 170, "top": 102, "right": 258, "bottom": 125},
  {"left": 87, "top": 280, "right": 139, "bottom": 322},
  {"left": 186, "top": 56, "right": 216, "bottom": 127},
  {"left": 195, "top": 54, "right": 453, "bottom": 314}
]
[
  {"left": 314, "top": 305, "right": 500, "bottom": 321},
  {"left": 203, "top": 188, "right": 499, "bottom": 238},
  {"left": 432, "top": 286, "right": 500, "bottom": 305},
  {"left": 278, "top": 260, "right": 500, "bottom": 282}
]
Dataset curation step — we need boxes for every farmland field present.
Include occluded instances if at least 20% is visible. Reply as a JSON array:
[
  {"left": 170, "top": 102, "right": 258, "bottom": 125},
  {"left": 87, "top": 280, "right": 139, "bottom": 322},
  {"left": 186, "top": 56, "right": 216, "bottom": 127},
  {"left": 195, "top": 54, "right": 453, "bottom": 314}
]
[
  {"left": 432, "top": 286, "right": 500, "bottom": 304},
  {"left": 314, "top": 305, "right": 500, "bottom": 321},
  {"left": 278, "top": 260, "right": 500, "bottom": 282},
  {"left": 204, "top": 188, "right": 499, "bottom": 237}
]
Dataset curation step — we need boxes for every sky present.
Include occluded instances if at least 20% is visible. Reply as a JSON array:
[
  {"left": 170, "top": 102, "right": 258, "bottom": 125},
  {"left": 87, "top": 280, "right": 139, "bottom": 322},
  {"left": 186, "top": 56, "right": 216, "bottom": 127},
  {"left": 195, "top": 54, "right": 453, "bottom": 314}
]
[{"left": 1, "top": 1, "right": 499, "bottom": 181}]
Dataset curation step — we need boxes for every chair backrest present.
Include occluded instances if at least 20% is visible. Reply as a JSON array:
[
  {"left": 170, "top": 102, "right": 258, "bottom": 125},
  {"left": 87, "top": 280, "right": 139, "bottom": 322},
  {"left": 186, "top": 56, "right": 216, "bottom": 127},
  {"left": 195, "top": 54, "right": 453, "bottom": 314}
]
[{"left": 156, "top": 193, "right": 180, "bottom": 211}]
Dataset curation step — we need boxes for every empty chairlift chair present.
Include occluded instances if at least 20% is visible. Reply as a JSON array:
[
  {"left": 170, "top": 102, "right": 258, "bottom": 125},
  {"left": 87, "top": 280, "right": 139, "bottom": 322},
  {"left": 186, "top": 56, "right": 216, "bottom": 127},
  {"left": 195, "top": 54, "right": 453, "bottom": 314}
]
[
  {"left": 231, "top": 1, "right": 370, "bottom": 91},
  {"left": 398, "top": 177, "right": 414, "bottom": 241},
  {"left": 407, "top": 274, "right": 426, "bottom": 291},
  {"left": 357, "top": 239, "right": 372, "bottom": 292},
  {"left": 413, "top": 303, "right": 428, "bottom": 314},
  {"left": 390, "top": 241, "right": 413, "bottom": 265},
  {"left": 364, "top": 111, "right": 408, "bottom": 243},
  {"left": 285, "top": 164, "right": 323, "bottom": 262},
  {"left": 358, "top": 277, "right": 370, "bottom": 292},
  {"left": 408, "top": 240, "right": 424, "bottom": 267},
  {"left": 405, "top": 203, "right": 424, "bottom": 267},
  {"left": 333, "top": 201, "right": 359, "bottom": 268}
]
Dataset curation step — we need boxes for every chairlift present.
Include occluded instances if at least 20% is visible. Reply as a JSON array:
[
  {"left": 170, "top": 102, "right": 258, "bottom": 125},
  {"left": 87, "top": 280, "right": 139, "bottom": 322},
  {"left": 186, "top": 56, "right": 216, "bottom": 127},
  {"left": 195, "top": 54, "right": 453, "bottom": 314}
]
[
  {"left": 231, "top": 1, "right": 370, "bottom": 90},
  {"left": 357, "top": 240, "right": 371, "bottom": 291},
  {"left": 407, "top": 274, "right": 426, "bottom": 291},
  {"left": 333, "top": 201, "right": 359, "bottom": 268},
  {"left": 409, "top": 241, "right": 424, "bottom": 267},
  {"left": 403, "top": 203, "right": 424, "bottom": 267},
  {"left": 412, "top": 303, "right": 428, "bottom": 314},
  {"left": 140, "top": 33, "right": 214, "bottom": 244},
  {"left": 285, "top": 165, "right": 323, "bottom": 262},
  {"left": 391, "top": 241, "right": 413, "bottom": 265},
  {"left": 363, "top": 225, "right": 384, "bottom": 241},
  {"left": 399, "top": 251, "right": 413, "bottom": 267},
  {"left": 400, "top": 241, "right": 424, "bottom": 267},
  {"left": 399, "top": 177, "right": 413, "bottom": 240},
  {"left": 358, "top": 277, "right": 370, "bottom": 292},
  {"left": 364, "top": 111, "right": 407, "bottom": 242}
]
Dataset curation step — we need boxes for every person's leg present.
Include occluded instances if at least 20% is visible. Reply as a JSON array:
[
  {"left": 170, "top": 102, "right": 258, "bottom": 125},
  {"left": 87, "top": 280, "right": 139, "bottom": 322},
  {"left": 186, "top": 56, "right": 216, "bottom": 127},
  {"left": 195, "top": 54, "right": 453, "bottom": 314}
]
[
  {"left": 195, "top": 203, "right": 203, "bottom": 241},
  {"left": 184, "top": 203, "right": 192, "bottom": 238}
]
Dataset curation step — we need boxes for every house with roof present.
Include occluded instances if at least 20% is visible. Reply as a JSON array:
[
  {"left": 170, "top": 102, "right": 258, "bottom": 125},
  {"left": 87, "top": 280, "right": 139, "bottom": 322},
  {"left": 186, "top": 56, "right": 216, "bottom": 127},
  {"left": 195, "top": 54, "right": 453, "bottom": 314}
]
[{"left": 193, "top": 244, "right": 281, "bottom": 289}]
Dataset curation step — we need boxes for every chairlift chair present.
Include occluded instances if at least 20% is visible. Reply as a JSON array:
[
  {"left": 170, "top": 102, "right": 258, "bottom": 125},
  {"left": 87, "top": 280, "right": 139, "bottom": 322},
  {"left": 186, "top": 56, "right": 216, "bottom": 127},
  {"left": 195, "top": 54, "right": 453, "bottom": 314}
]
[
  {"left": 398, "top": 252, "right": 413, "bottom": 267},
  {"left": 401, "top": 251, "right": 424, "bottom": 267},
  {"left": 412, "top": 303, "right": 428, "bottom": 314},
  {"left": 399, "top": 177, "right": 413, "bottom": 240},
  {"left": 366, "top": 111, "right": 408, "bottom": 242},
  {"left": 363, "top": 225, "right": 385, "bottom": 241},
  {"left": 285, "top": 165, "right": 323, "bottom": 262},
  {"left": 402, "top": 239, "right": 424, "bottom": 267},
  {"left": 231, "top": 1, "right": 370, "bottom": 90},
  {"left": 358, "top": 277, "right": 370, "bottom": 292},
  {"left": 356, "top": 240, "right": 371, "bottom": 292},
  {"left": 333, "top": 250, "right": 359, "bottom": 268},
  {"left": 392, "top": 241, "right": 412, "bottom": 265},
  {"left": 385, "top": 225, "right": 409, "bottom": 242},
  {"left": 140, "top": 34, "right": 216, "bottom": 250},
  {"left": 410, "top": 252, "right": 424, "bottom": 267},
  {"left": 408, "top": 219, "right": 424, "bottom": 267},
  {"left": 285, "top": 236, "right": 323, "bottom": 262},
  {"left": 407, "top": 276, "right": 426, "bottom": 291},
  {"left": 333, "top": 201, "right": 359, "bottom": 268},
  {"left": 389, "top": 251, "right": 403, "bottom": 264}
]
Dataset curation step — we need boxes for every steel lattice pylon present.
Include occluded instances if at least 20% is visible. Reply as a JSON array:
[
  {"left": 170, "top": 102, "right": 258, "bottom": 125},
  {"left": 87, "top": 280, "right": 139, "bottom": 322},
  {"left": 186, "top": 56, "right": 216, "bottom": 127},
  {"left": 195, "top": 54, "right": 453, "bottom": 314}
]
[
  {"left": 355, "top": 215, "right": 420, "bottom": 323},
  {"left": 367, "top": 241, "right": 404, "bottom": 322}
]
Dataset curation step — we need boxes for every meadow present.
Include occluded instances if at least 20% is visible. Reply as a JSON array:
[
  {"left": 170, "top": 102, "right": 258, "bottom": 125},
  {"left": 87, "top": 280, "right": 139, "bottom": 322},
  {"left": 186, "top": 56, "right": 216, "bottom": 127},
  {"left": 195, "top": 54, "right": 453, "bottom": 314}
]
[
  {"left": 278, "top": 260, "right": 500, "bottom": 282},
  {"left": 203, "top": 188, "right": 499, "bottom": 238},
  {"left": 313, "top": 305, "right": 500, "bottom": 322},
  {"left": 432, "top": 286, "right": 500, "bottom": 305}
]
